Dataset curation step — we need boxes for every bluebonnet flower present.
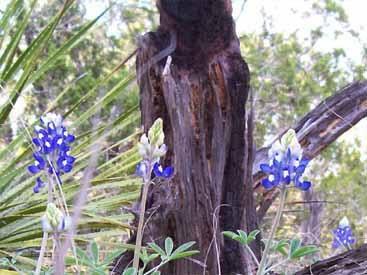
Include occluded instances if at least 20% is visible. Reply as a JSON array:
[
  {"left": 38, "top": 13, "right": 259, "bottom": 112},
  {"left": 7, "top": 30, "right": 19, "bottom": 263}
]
[
  {"left": 260, "top": 129, "right": 311, "bottom": 191},
  {"left": 41, "top": 203, "right": 71, "bottom": 233},
  {"left": 28, "top": 153, "right": 46, "bottom": 174},
  {"left": 57, "top": 149, "right": 75, "bottom": 173},
  {"left": 153, "top": 162, "right": 173, "bottom": 178},
  {"left": 135, "top": 118, "right": 173, "bottom": 181},
  {"left": 33, "top": 177, "right": 45, "bottom": 193},
  {"left": 136, "top": 161, "right": 148, "bottom": 177},
  {"left": 28, "top": 113, "right": 76, "bottom": 193},
  {"left": 332, "top": 217, "right": 356, "bottom": 249}
]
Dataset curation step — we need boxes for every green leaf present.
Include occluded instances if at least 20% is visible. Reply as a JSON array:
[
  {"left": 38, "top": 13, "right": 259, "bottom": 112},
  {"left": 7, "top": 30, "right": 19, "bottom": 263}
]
[
  {"left": 76, "top": 247, "right": 89, "bottom": 261},
  {"left": 0, "top": 1, "right": 140, "bottom": 268},
  {"left": 169, "top": 251, "right": 200, "bottom": 261},
  {"left": 148, "top": 242, "right": 166, "bottom": 257},
  {"left": 0, "top": 0, "right": 23, "bottom": 38},
  {"left": 237, "top": 230, "right": 248, "bottom": 244},
  {"left": 91, "top": 241, "right": 99, "bottom": 264},
  {"left": 247, "top": 229, "right": 260, "bottom": 244},
  {"left": 171, "top": 241, "right": 195, "bottom": 257},
  {"left": 122, "top": 267, "right": 136, "bottom": 275},
  {"left": 290, "top": 245, "right": 319, "bottom": 259},
  {"left": 139, "top": 248, "right": 149, "bottom": 264},
  {"left": 0, "top": 0, "right": 37, "bottom": 79},
  {"left": 27, "top": 8, "right": 109, "bottom": 85},
  {"left": 165, "top": 237, "right": 174, "bottom": 256},
  {"left": 271, "top": 239, "right": 288, "bottom": 257},
  {"left": 0, "top": 270, "right": 19, "bottom": 275},
  {"left": 100, "top": 250, "right": 125, "bottom": 266},
  {"left": 222, "top": 231, "right": 238, "bottom": 239},
  {"left": 91, "top": 267, "right": 108, "bottom": 275},
  {"left": 222, "top": 231, "right": 244, "bottom": 244},
  {"left": 289, "top": 238, "right": 301, "bottom": 258},
  {"left": 72, "top": 73, "right": 135, "bottom": 126},
  {"left": 0, "top": 0, "right": 72, "bottom": 124}
]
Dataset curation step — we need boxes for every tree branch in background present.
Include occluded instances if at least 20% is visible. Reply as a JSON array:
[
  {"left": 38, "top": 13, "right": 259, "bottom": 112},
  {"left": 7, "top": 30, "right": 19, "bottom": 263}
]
[
  {"left": 294, "top": 244, "right": 367, "bottom": 274},
  {"left": 253, "top": 80, "right": 367, "bottom": 222}
]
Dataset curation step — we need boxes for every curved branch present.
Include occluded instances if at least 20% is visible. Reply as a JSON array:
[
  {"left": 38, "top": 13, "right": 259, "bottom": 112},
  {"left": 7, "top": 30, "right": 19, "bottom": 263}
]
[
  {"left": 294, "top": 244, "right": 367, "bottom": 274},
  {"left": 253, "top": 80, "right": 367, "bottom": 221}
]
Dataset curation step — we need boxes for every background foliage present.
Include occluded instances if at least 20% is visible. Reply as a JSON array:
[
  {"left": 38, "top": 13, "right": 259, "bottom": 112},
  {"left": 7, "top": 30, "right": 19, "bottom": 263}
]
[{"left": 0, "top": 0, "right": 366, "bottom": 273}]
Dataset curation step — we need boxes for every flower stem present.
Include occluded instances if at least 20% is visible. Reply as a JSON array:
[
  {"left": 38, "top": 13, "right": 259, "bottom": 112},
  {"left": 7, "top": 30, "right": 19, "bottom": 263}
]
[
  {"left": 132, "top": 163, "right": 152, "bottom": 273},
  {"left": 245, "top": 245, "right": 260, "bottom": 267},
  {"left": 34, "top": 232, "right": 49, "bottom": 275},
  {"left": 35, "top": 178, "right": 53, "bottom": 275},
  {"left": 48, "top": 158, "right": 80, "bottom": 274},
  {"left": 264, "top": 258, "right": 289, "bottom": 273},
  {"left": 143, "top": 260, "right": 168, "bottom": 275},
  {"left": 257, "top": 186, "right": 287, "bottom": 275}
]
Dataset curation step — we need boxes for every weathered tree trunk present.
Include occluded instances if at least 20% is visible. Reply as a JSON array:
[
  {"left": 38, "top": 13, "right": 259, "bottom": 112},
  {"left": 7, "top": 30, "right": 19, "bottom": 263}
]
[
  {"left": 113, "top": 1, "right": 258, "bottom": 274},
  {"left": 294, "top": 245, "right": 367, "bottom": 275}
]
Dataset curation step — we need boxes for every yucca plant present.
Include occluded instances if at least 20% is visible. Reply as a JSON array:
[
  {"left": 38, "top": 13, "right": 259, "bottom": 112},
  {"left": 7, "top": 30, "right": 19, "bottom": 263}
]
[{"left": 0, "top": 0, "right": 142, "bottom": 272}]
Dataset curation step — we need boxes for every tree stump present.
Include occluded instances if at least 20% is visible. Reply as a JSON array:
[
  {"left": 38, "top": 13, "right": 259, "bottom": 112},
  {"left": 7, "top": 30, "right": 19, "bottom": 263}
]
[{"left": 113, "top": 1, "right": 259, "bottom": 274}]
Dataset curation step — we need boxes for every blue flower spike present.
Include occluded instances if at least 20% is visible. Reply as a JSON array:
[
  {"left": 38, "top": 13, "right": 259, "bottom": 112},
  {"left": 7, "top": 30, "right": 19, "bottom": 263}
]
[
  {"left": 153, "top": 162, "right": 173, "bottom": 178},
  {"left": 259, "top": 129, "right": 311, "bottom": 191},
  {"left": 28, "top": 113, "right": 76, "bottom": 192},
  {"left": 332, "top": 217, "right": 356, "bottom": 249}
]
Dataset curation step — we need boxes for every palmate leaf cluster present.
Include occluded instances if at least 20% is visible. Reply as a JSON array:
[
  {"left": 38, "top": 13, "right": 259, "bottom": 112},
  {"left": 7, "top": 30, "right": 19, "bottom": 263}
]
[
  {"left": 72, "top": 241, "right": 122, "bottom": 275},
  {"left": 122, "top": 237, "right": 199, "bottom": 275},
  {"left": 0, "top": 0, "right": 143, "bottom": 272},
  {"left": 223, "top": 230, "right": 319, "bottom": 273}
]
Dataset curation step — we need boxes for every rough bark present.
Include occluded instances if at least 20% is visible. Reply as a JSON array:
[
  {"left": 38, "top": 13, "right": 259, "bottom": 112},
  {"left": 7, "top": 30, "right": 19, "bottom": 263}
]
[
  {"left": 254, "top": 81, "right": 367, "bottom": 222},
  {"left": 113, "top": 1, "right": 257, "bottom": 274},
  {"left": 294, "top": 245, "right": 367, "bottom": 275}
]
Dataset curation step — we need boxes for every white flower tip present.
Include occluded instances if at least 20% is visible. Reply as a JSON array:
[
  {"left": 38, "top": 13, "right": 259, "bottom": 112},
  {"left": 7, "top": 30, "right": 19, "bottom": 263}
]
[
  {"left": 41, "top": 112, "right": 63, "bottom": 128},
  {"left": 140, "top": 134, "right": 149, "bottom": 145},
  {"left": 138, "top": 142, "right": 151, "bottom": 159},
  {"left": 153, "top": 144, "right": 167, "bottom": 158},
  {"left": 269, "top": 129, "right": 303, "bottom": 161},
  {"left": 269, "top": 140, "right": 283, "bottom": 159},
  {"left": 281, "top": 129, "right": 297, "bottom": 147},
  {"left": 35, "top": 125, "right": 42, "bottom": 131},
  {"left": 339, "top": 216, "right": 350, "bottom": 228}
]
